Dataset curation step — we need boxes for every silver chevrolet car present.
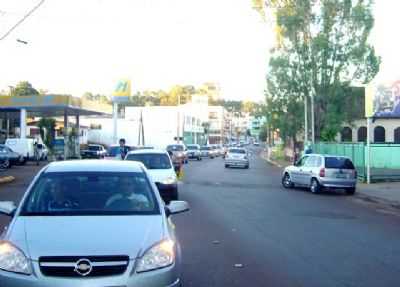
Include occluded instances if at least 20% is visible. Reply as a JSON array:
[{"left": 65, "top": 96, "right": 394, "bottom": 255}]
[
  {"left": 224, "top": 148, "right": 249, "bottom": 169},
  {"left": 0, "top": 160, "right": 189, "bottom": 287},
  {"left": 282, "top": 154, "right": 357, "bottom": 194}
]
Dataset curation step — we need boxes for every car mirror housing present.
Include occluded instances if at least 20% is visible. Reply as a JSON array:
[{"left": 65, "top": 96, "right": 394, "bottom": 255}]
[
  {"left": 167, "top": 201, "right": 189, "bottom": 216},
  {"left": 0, "top": 201, "right": 17, "bottom": 217}
]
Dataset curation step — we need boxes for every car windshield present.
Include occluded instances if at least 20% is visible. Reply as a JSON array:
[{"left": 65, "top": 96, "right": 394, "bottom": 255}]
[
  {"left": 167, "top": 145, "right": 184, "bottom": 151},
  {"left": 325, "top": 157, "right": 355, "bottom": 169},
  {"left": 88, "top": 145, "right": 101, "bottom": 151},
  {"left": 125, "top": 153, "right": 171, "bottom": 170},
  {"left": 229, "top": 149, "right": 246, "bottom": 154},
  {"left": 187, "top": 145, "right": 199, "bottom": 150},
  {"left": 21, "top": 172, "right": 159, "bottom": 216},
  {"left": 20, "top": 172, "right": 159, "bottom": 216}
]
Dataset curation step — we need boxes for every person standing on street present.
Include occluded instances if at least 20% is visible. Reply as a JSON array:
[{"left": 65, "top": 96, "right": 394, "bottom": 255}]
[
  {"left": 33, "top": 140, "right": 40, "bottom": 166},
  {"left": 119, "top": 138, "right": 129, "bottom": 160}
]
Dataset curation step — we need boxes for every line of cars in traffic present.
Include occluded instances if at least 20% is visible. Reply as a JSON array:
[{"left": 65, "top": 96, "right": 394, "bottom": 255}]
[{"left": 0, "top": 139, "right": 255, "bottom": 286}]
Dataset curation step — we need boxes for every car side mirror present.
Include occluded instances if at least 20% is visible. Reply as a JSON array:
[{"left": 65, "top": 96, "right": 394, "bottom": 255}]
[
  {"left": 165, "top": 201, "right": 189, "bottom": 217},
  {"left": 0, "top": 201, "right": 16, "bottom": 217}
]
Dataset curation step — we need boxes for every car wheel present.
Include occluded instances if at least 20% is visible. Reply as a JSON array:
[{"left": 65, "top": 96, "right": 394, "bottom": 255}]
[
  {"left": 346, "top": 187, "right": 356, "bottom": 195},
  {"left": 245, "top": 164, "right": 249, "bottom": 169},
  {"left": 1, "top": 159, "right": 10, "bottom": 169},
  {"left": 282, "top": 173, "right": 294, "bottom": 188},
  {"left": 225, "top": 164, "right": 229, "bottom": 168},
  {"left": 310, "top": 178, "right": 321, "bottom": 194}
]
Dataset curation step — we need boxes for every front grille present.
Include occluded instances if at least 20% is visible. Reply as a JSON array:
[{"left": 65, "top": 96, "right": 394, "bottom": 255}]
[{"left": 39, "top": 255, "right": 129, "bottom": 278}]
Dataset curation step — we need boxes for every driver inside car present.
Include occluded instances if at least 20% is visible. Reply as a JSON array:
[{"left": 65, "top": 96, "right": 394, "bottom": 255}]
[
  {"left": 47, "top": 180, "right": 80, "bottom": 211},
  {"left": 105, "top": 177, "right": 150, "bottom": 211}
]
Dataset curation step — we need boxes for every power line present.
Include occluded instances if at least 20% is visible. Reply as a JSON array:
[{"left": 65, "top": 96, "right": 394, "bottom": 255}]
[{"left": 0, "top": 0, "right": 45, "bottom": 42}]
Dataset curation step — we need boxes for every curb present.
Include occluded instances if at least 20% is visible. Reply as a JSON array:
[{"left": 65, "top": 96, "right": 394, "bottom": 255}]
[
  {"left": 259, "top": 152, "right": 284, "bottom": 168},
  {"left": 0, "top": 176, "right": 15, "bottom": 184},
  {"left": 354, "top": 192, "right": 400, "bottom": 210}
]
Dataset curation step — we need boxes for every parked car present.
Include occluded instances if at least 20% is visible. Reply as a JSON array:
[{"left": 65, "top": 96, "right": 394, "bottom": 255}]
[
  {"left": 0, "top": 160, "right": 189, "bottom": 287},
  {"left": 224, "top": 148, "right": 249, "bottom": 169},
  {"left": 5, "top": 138, "right": 36, "bottom": 164},
  {"left": 282, "top": 154, "right": 357, "bottom": 195},
  {"left": 0, "top": 144, "right": 24, "bottom": 167},
  {"left": 253, "top": 141, "right": 260, "bottom": 146},
  {"left": 80, "top": 144, "right": 107, "bottom": 159},
  {"left": 186, "top": 144, "right": 202, "bottom": 160},
  {"left": 125, "top": 149, "right": 178, "bottom": 203},
  {"left": 166, "top": 144, "right": 188, "bottom": 164},
  {"left": 200, "top": 145, "right": 214, "bottom": 159}
]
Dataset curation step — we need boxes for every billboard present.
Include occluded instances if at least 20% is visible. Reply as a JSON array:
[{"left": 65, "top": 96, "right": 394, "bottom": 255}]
[
  {"left": 112, "top": 79, "right": 131, "bottom": 102},
  {"left": 366, "top": 80, "right": 400, "bottom": 118}
]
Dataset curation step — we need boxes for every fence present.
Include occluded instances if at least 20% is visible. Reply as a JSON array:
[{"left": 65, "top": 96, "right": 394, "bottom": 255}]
[{"left": 313, "top": 142, "right": 400, "bottom": 182}]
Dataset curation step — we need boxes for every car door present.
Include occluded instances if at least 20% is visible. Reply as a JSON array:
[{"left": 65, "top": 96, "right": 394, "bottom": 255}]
[
  {"left": 301, "top": 156, "right": 317, "bottom": 185},
  {"left": 291, "top": 156, "right": 308, "bottom": 184}
]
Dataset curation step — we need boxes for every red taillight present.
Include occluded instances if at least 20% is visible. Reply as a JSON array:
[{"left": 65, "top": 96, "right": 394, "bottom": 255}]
[{"left": 319, "top": 168, "right": 325, "bottom": 177}]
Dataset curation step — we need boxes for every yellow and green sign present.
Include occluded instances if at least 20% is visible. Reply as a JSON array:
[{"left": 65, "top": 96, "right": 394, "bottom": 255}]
[{"left": 113, "top": 79, "right": 131, "bottom": 97}]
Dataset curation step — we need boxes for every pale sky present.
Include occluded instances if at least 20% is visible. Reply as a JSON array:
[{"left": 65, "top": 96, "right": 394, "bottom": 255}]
[
  {"left": 0, "top": 0, "right": 272, "bottom": 101},
  {"left": 0, "top": 1, "right": 397, "bottom": 101}
]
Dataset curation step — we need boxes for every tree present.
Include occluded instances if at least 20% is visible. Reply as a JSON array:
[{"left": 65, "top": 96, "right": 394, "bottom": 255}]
[
  {"left": 11, "top": 81, "right": 39, "bottom": 96},
  {"left": 263, "top": 0, "right": 380, "bottom": 141},
  {"left": 38, "top": 118, "right": 56, "bottom": 151}
]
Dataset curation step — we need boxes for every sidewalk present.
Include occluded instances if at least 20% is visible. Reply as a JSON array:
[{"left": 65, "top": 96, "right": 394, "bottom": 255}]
[{"left": 261, "top": 149, "right": 400, "bottom": 208}]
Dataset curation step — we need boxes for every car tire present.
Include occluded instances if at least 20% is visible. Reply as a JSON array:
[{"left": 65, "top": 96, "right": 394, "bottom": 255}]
[
  {"left": 1, "top": 159, "right": 10, "bottom": 169},
  {"left": 346, "top": 187, "right": 356, "bottom": 195},
  {"left": 282, "top": 173, "right": 294, "bottom": 188},
  {"left": 310, "top": 178, "right": 321, "bottom": 194},
  {"left": 197, "top": 156, "right": 201, "bottom": 161},
  {"left": 225, "top": 164, "right": 229, "bottom": 168},
  {"left": 245, "top": 164, "right": 249, "bottom": 169}
]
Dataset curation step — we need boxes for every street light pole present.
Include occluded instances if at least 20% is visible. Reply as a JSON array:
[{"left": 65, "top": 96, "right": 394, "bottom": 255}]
[{"left": 176, "top": 94, "right": 181, "bottom": 144}]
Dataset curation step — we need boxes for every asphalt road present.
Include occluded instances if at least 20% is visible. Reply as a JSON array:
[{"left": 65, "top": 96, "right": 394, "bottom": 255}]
[{"left": 1, "top": 151, "right": 400, "bottom": 287}]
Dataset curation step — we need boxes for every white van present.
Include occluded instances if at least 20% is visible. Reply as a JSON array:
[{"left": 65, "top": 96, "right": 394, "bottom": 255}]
[{"left": 5, "top": 138, "right": 37, "bottom": 163}]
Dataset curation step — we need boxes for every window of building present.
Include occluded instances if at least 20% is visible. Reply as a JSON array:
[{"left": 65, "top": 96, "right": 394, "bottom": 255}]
[
  {"left": 357, "top": 127, "right": 367, "bottom": 142},
  {"left": 340, "top": 127, "right": 352, "bottom": 142},
  {"left": 374, "top": 126, "right": 385, "bottom": 143},
  {"left": 394, "top": 127, "right": 400, "bottom": 143}
]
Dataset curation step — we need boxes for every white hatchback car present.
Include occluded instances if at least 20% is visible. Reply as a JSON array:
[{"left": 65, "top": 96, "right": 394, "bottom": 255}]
[{"left": 125, "top": 149, "right": 178, "bottom": 203}]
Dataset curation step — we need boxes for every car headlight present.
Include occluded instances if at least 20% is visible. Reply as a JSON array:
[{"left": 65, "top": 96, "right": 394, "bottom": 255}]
[
  {"left": 0, "top": 241, "right": 31, "bottom": 275},
  {"left": 136, "top": 240, "right": 175, "bottom": 273},
  {"left": 162, "top": 176, "right": 177, "bottom": 185}
]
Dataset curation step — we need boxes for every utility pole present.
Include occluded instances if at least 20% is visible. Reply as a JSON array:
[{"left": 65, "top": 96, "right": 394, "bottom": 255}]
[
  {"left": 176, "top": 94, "right": 181, "bottom": 143},
  {"left": 304, "top": 95, "right": 308, "bottom": 145}
]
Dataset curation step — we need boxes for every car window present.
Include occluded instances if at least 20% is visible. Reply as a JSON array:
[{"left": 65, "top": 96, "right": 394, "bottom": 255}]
[
  {"left": 126, "top": 153, "right": 172, "bottom": 170},
  {"left": 297, "top": 156, "right": 308, "bottom": 167},
  {"left": 229, "top": 149, "right": 246, "bottom": 154},
  {"left": 187, "top": 145, "right": 199, "bottom": 150},
  {"left": 200, "top": 146, "right": 210, "bottom": 150},
  {"left": 325, "top": 157, "right": 355, "bottom": 169},
  {"left": 20, "top": 172, "right": 159, "bottom": 216},
  {"left": 88, "top": 145, "right": 101, "bottom": 151},
  {"left": 167, "top": 145, "right": 183, "bottom": 151},
  {"left": 305, "top": 156, "right": 321, "bottom": 167}
]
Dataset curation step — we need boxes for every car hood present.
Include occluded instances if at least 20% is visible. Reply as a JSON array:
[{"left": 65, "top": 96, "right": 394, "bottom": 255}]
[
  {"left": 147, "top": 169, "right": 176, "bottom": 183},
  {"left": 9, "top": 215, "right": 164, "bottom": 260}
]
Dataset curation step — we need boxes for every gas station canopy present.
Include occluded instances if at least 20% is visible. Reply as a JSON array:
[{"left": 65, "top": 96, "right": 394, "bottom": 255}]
[{"left": 0, "top": 95, "right": 112, "bottom": 117}]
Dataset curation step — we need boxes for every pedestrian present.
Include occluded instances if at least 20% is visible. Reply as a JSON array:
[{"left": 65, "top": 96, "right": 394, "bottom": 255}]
[
  {"left": 119, "top": 138, "right": 129, "bottom": 160},
  {"left": 293, "top": 147, "right": 300, "bottom": 164},
  {"left": 304, "top": 143, "right": 313, "bottom": 155},
  {"left": 33, "top": 140, "right": 40, "bottom": 166}
]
